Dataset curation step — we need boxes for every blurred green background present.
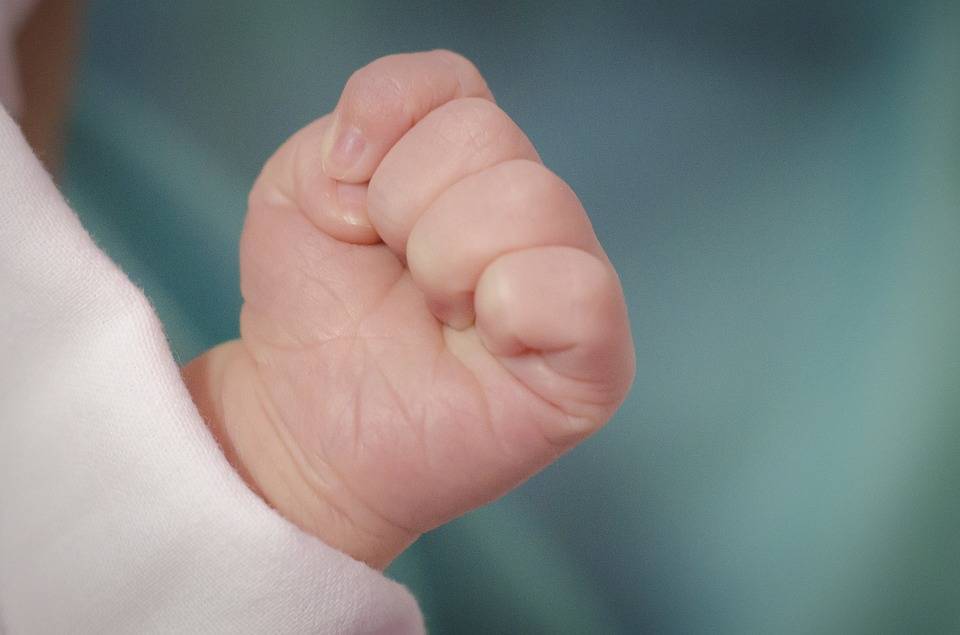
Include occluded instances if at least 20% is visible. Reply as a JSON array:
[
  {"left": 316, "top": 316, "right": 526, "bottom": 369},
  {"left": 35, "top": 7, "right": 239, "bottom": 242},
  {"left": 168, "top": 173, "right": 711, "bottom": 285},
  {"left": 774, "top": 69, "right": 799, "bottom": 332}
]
[{"left": 62, "top": 1, "right": 960, "bottom": 632}]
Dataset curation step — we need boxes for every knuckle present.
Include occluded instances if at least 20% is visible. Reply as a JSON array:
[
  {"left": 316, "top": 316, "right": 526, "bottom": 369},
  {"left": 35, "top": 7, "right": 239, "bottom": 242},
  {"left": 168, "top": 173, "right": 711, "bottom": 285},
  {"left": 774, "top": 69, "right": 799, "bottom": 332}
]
[
  {"left": 489, "top": 161, "right": 583, "bottom": 228},
  {"left": 431, "top": 48, "right": 485, "bottom": 89},
  {"left": 431, "top": 97, "right": 513, "bottom": 155},
  {"left": 432, "top": 48, "right": 474, "bottom": 70},
  {"left": 503, "top": 160, "right": 570, "bottom": 204},
  {"left": 343, "top": 64, "right": 409, "bottom": 127},
  {"left": 561, "top": 253, "right": 617, "bottom": 332},
  {"left": 577, "top": 254, "right": 616, "bottom": 303}
]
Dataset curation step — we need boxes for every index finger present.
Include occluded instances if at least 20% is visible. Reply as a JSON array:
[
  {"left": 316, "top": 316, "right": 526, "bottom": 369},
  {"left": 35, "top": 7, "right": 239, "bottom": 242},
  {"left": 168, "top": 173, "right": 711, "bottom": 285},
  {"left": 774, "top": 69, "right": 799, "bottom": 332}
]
[{"left": 320, "top": 50, "right": 494, "bottom": 183}]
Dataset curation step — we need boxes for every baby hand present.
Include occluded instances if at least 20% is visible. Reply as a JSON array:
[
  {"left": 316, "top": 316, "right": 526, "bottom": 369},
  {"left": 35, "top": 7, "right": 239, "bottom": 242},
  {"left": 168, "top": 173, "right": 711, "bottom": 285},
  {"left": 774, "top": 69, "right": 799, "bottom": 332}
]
[{"left": 184, "top": 50, "right": 635, "bottom": 568}]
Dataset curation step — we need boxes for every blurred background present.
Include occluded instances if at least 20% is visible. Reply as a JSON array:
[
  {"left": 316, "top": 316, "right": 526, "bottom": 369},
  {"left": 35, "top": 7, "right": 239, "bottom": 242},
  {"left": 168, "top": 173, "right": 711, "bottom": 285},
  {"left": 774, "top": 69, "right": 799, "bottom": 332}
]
[{"left": 50, "top": 0, "right": 960, "bottom": 632}]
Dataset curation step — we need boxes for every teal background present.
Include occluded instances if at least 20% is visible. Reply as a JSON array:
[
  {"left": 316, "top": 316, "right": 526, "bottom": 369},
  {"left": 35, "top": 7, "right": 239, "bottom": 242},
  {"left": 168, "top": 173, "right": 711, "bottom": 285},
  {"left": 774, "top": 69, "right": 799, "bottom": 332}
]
[{"left": 62, "top": 2, "right": 960, "bottom": 633}]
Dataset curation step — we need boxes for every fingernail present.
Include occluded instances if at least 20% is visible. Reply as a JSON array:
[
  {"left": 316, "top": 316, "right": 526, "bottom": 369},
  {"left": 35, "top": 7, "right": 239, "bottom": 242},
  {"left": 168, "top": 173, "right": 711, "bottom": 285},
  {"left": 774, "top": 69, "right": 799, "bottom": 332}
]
[
  {"left": 322, "top": 116, "right": 366, "bottom": 179},
  {"left": 335, "top": 181, "right": 369, "bottom": 227}
]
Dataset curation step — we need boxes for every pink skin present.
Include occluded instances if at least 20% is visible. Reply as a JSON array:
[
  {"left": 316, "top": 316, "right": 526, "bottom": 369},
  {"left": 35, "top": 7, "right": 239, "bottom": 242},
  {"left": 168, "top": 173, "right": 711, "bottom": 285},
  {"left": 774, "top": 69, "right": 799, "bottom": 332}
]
[{"left": 183, "top": 50, "right": 635, "bottom": 569}]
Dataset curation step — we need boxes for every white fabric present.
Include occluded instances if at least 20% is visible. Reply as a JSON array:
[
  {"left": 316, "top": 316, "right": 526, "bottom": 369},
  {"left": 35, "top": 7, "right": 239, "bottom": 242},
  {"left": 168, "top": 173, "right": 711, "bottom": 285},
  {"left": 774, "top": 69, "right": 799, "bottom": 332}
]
[{"left": 0, "top": 6, "right": 424, "bottom": 633}]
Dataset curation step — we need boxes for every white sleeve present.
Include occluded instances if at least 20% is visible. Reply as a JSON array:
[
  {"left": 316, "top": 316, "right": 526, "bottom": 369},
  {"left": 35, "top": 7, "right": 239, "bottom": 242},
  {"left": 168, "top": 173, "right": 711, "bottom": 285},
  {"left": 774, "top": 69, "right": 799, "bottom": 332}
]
[{"left": 0, "top": 105, "right": 424, "bottom": 632}]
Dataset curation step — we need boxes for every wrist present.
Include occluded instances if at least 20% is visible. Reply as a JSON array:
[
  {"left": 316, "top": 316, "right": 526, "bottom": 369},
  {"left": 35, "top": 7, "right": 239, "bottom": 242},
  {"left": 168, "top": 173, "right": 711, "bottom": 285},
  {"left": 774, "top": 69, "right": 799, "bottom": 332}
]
[{"left": 182, "top": 340, "right": 418, "bottom": 569}]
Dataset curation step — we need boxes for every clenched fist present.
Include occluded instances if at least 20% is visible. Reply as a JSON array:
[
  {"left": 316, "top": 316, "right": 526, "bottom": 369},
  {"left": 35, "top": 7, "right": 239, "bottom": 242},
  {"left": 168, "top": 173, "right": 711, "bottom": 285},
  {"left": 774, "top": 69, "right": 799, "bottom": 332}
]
[{"left": 184, "top": 50, "right": 634, "bottom": 568}]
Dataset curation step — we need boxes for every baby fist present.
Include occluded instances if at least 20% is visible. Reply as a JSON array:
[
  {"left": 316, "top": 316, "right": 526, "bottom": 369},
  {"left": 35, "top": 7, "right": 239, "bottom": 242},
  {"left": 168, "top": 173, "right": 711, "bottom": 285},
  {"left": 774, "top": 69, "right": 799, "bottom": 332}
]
[{"left": 184, "top": 51, "right": 634, "bottom": 568}]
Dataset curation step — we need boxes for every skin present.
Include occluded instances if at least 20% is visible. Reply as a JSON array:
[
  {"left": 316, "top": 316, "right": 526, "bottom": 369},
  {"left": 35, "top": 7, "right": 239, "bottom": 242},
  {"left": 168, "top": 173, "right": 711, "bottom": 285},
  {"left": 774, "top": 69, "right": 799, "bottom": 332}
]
[
  {"left": 16, "top": 0, "right": 82, "bottom": 173},
  {"left": 183, "top": 50, "right": 635, "bottom": 569}
]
